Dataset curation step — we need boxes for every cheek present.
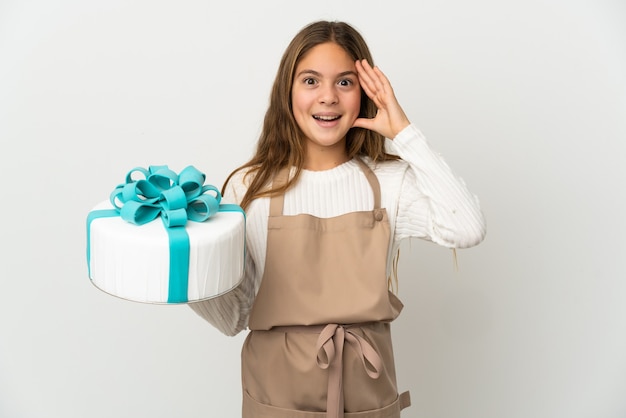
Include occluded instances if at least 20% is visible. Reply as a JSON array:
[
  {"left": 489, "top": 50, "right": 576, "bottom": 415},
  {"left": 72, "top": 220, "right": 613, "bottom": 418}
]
[
  {"left": 290, "top": 92, "right": 309, "bottom": 130},
  {"left": 291, "top": 89, "right": 309, "bottom": 115},
  {"left": 346, "top": 92, "right": 362, "bottom": 116}
]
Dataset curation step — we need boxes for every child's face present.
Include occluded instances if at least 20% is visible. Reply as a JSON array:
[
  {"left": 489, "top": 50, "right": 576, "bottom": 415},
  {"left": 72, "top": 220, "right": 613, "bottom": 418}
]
[{"left": 291, "top": 42, "right": 361, "bottom": 161}]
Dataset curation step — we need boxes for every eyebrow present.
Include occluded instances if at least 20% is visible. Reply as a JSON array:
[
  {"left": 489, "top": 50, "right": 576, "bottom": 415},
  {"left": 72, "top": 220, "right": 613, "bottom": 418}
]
[{"left": 295, "top": 69, "right": 358, "bottom": 78}]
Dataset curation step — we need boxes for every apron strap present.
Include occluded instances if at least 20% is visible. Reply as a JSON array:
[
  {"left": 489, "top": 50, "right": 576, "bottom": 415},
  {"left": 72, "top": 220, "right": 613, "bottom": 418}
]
[
  {"left": 399, "top": 391, "right": 412, "bottom": 410},
  {"left": 269, "top": 167, "right": 290, "bottom": 217},
  {"left": 269, "top": 157, "right": 381, "bottom": 217},
  {"left": 353, "top": 157, "right": 381, "bottom": 210}
]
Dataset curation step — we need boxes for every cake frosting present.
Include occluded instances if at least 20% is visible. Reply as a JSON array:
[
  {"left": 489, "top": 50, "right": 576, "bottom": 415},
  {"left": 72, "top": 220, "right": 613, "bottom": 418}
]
[{"left": 86, "top": 165, "right": 245, "bottom": 304}]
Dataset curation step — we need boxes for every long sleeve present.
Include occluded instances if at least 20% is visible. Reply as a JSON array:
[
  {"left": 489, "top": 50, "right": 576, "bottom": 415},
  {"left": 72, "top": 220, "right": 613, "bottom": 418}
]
[
  {"left": 187, "top": 255, "right": 256, "bottom": 336},
  {"left": 387, "top": 124, "right": 486, "bottom": 248}
]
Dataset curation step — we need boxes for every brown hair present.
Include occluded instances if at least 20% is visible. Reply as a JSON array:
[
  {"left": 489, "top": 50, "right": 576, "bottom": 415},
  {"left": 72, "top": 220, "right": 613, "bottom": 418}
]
[{"left": 223, "top": 20, "right": 398, "bottom": 211}]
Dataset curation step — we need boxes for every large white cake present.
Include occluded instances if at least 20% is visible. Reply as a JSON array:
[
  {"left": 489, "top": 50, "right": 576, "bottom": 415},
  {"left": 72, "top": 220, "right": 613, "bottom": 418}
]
[{"left": 86, "top": 165, "right": 246, "bottom": 304}]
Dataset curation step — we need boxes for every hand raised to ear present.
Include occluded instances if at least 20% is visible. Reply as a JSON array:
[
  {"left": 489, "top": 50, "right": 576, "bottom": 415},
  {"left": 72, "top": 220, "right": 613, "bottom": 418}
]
[{"left": 352, "top": 59, "right": 410, "bottom": 140}]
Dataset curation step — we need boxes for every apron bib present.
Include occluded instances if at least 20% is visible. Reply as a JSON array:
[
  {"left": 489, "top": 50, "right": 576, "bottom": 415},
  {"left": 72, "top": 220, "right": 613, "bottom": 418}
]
[{"left": 241, "top": 158, "right": 411, "bottom": 418}]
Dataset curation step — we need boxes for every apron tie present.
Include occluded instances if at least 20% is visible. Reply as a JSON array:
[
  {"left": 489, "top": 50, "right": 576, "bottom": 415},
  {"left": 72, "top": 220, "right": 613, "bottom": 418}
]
[{"left": 315, "top": 324, "right": 383, "bottom": 418}]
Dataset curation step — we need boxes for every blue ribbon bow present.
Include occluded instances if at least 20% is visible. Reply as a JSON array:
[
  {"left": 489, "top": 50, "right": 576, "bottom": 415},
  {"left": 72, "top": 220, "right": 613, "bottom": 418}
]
[{"left": 110, "top": 164, "right": 221, "bottom": 228}]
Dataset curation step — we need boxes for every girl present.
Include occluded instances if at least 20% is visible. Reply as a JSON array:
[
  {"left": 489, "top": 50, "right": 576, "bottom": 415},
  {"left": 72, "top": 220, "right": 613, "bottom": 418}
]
[{"left": 190, "top": 20, "right": 486, "bottom": 418}]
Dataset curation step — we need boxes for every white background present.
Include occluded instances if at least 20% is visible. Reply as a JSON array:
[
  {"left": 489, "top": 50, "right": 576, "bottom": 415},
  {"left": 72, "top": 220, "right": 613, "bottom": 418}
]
[{"left": 1, "top": 1, "right": 625, "bottom": 417}]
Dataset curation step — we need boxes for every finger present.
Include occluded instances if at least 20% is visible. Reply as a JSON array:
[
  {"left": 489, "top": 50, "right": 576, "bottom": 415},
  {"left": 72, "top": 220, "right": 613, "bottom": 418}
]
[
  {"left": 359, "top": 60, "right": 386, "bottom": 96},
  {"left": 371, "top": 64, "right": 391, "bottom": 86},
  {"left": 357, "top": 60, "right": 392, "bottom": 110},
  {"left": 352, "top": 116, "right": 376, "bottom": 131},
  {"left": 355, "top": 60, "right": 377, "bottom": 98}
]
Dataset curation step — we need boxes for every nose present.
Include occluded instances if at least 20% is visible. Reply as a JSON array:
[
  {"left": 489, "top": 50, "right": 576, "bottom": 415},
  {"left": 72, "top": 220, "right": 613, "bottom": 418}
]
[{"left": 318, "top": 84, "right": 338, "bottom": 105}]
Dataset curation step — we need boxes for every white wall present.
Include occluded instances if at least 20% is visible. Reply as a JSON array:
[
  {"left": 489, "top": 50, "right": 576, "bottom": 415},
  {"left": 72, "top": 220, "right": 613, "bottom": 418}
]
[{"left": 1, "top": 1, "right": 625, "bottom": 417}]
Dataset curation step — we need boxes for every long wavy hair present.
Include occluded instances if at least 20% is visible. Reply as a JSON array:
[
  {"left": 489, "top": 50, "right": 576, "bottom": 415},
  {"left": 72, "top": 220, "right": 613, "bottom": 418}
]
[{"left": 223, "top": 20, "right": 399, "bottom": 211}]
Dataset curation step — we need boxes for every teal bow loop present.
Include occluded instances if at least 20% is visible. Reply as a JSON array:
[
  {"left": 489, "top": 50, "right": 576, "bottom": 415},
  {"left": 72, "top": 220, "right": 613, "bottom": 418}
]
[
  {"left": 109, "top": 165, "right": 222, "bottom": 228},
  {"left": 98, "top": 165, "right": 224, "bottom": 303}
]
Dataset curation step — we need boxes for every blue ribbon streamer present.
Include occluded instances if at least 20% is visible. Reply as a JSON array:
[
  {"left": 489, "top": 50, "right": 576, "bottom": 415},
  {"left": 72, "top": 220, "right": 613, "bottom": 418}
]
[{"left": 86, "top": 165, "right": 244, "bottom": 304}]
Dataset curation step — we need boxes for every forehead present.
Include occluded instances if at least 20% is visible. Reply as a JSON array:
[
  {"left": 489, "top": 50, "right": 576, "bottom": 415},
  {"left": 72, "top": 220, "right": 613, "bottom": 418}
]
[{"left": 296, "top": 42, "right": 355, "bottom": 74}]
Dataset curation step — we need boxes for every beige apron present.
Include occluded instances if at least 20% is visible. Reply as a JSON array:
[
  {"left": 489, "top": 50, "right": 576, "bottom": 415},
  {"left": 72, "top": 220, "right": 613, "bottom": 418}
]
[{"left": 241, "top": 158, "right": 411, "bottom": 418}]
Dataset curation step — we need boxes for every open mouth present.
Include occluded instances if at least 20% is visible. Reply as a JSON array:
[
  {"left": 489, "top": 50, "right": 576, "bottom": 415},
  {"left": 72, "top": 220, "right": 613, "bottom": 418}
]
[{"left": 313, "top": 115, "right": 341, "bottom": 121}]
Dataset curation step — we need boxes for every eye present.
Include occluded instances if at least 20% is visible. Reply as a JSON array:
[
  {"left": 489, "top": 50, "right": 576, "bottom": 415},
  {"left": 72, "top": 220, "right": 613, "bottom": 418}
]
[
  {"left": 303, "top": 77, "right": 317, "bottom": 86},
  {"left": 338, "top": 78, "right": 354, "bottom": 87}
]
